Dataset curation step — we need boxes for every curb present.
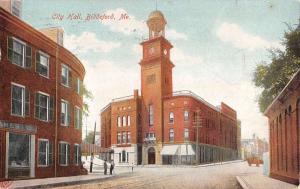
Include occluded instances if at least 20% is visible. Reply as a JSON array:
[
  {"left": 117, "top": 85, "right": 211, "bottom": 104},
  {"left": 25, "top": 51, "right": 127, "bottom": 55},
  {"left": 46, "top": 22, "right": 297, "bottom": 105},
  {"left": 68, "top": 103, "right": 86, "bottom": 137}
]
[{"left": 236, "top": 176, "right": 251, "bottom": 189}]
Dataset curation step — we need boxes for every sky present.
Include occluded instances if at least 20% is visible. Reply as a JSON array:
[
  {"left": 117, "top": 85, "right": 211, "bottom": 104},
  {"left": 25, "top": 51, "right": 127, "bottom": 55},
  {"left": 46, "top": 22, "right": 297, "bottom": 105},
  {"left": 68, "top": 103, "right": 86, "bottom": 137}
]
[{"left": 22, "top": 0, "right": 300, "bottom": 140}]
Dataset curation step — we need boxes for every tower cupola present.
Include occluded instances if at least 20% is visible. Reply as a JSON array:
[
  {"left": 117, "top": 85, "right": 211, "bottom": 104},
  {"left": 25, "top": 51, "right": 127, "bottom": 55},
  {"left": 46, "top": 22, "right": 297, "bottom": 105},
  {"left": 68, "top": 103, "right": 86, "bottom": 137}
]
[{"left": 147, "top": 10, "right": 166, "bottom": 39}]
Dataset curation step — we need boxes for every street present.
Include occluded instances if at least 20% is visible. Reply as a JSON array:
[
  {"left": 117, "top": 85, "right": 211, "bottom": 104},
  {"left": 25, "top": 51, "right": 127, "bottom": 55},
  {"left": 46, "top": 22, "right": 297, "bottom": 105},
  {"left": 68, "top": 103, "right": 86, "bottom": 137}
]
[{"left": 54, "top": 161, "right": 262, "bottom": 189}]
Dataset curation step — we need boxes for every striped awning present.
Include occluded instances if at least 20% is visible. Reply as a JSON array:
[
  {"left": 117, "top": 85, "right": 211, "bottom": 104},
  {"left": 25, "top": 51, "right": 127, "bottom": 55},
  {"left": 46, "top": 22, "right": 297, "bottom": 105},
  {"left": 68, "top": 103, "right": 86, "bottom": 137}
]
[
  {"left": 161, "top": 145, "right": 179, "bottom": 155},
  {"left": 179, "top": 144, "right": 195, "bottom": 156}
]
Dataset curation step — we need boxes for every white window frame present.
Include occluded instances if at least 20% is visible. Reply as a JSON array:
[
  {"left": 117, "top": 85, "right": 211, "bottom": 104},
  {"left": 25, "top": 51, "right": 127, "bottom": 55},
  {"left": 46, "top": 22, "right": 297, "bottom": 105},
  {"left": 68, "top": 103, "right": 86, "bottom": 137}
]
[
  {"left": 184, "top": 110, "right": 189, "bottom": 121},
  {"left": 59, "top": 141, "right": 69, "bottom": 166},
  {"left": 117, "top": 132, "right": 121, "bottom": 144},
  {"left": 38, "top": 139, "right": 51, "bottom": 167},
  {"left": 11, "top": 82, "right": 25, "bottom": 117},
  {"left": 38, "top": 51, "right": 50, "bottom": 78},
  {"left": 37, "top": 91, "right": 50, "bottom": 122},
  {"left": 127, "top": 132, "right": 131, "bottom": 144},
  {"left": 169, "top": 112, "right": 174, "bottom": 123},
  {"left": 169, "top": 128, "right": 174, "bottom": 142},
  {"left": 122, "top": 116, "right": 126, "bottom": 126},
  {"left": 11, "top": 37, "right": 26, "bottom": 67},
  {"left": 74, "top": 143, "right": 80, "bottom": 165},
  {"left": 127, "top": 115, "right": 131, "bottom": 126},
  {"left": 117, "top": 116, "right": 121, "bottom": 127},
  {"left": 61, "top": 64, "right": 70, "bottom": 87},
  {"left": 122, "top": 132, "right": 126, "bottom": 144},
  {"left": 61, "top": 99, "right": 69, "bottom": 126}
]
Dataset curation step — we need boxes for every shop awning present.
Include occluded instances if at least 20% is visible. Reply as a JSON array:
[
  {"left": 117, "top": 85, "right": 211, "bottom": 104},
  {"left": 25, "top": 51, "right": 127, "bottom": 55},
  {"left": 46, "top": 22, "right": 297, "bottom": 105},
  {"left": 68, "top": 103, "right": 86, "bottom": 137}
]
[
  {"left": 160, "top": 145, "right": 179, "bottom": 155},
  {"left": 179, "top": 144, "right": 195, "bottom": 156}
]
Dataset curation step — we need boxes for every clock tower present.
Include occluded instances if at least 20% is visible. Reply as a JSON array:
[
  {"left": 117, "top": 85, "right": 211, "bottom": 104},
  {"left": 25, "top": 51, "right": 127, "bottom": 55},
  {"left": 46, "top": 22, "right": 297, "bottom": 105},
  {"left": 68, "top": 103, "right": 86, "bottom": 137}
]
[{"left": 139, "top": 10, "right": 174, "bottom": 164}]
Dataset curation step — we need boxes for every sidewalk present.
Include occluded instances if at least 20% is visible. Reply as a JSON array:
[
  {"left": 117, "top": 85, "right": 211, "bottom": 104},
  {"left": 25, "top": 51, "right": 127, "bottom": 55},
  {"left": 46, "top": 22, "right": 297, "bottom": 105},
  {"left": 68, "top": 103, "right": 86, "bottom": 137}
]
[
  {"left": 236, "top": 174, "right": 298, "bottom": 189},
  {"left": 9, "top": 173, "right": 114, "bottom": 189}
]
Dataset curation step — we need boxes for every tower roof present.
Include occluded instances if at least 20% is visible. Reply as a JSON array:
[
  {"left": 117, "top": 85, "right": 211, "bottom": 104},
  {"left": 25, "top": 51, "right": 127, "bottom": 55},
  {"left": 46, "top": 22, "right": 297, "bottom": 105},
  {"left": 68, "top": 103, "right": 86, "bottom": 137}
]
[{"left": 148, "top": 10, "right": 165, "bottom": 21}]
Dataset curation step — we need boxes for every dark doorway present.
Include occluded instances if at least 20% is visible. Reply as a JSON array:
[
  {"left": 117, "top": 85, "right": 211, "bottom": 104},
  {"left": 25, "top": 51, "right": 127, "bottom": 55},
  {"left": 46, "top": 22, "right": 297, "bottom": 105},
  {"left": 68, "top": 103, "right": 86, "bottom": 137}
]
[{"left": 148, "top": 147, "right": 155, "bottom": 164}]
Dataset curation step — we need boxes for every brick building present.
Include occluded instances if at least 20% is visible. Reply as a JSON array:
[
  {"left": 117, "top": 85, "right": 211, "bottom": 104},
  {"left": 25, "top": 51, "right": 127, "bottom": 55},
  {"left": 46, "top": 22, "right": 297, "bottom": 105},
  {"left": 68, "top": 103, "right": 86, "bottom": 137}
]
[
  {"left": 241, "top": 134, "right": 268, "bottom": 160},
  {"left": 101, "top": 10, "right": 239, "bottom": 165},
  {"left": 0, "top": 2, "right": 85, "bottom": 180},
  {"left": 264, "top": 69, "right": 300, "bottom": 185}
]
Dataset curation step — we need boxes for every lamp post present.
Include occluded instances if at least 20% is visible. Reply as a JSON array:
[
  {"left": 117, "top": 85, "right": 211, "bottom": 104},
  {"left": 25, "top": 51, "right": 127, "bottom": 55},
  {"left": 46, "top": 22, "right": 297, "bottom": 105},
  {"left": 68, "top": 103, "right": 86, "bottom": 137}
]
[{"left": 193, "top": 109, "right": 202, "bottom": 164}]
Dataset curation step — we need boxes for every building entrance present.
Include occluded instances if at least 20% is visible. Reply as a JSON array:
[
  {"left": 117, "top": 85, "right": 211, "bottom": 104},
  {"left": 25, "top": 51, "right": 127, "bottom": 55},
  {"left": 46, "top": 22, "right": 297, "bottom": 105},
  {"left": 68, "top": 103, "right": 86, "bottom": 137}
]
[
  {"left": 7, "top": 133, "right": 32, "bottom": 178},
  {"left": 148, "top": 147, "right": 155, "bottom": 164}
]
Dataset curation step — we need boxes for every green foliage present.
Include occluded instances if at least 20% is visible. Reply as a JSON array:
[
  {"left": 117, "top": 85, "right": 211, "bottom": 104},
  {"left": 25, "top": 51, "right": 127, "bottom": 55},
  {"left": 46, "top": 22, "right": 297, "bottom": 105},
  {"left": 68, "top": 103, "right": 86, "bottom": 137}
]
[
  {"left": 253, "top": 26, "right": 300, "bottom": 113},
  {"left": 82, "top": 83, "right": 93, "bottom": 116}
]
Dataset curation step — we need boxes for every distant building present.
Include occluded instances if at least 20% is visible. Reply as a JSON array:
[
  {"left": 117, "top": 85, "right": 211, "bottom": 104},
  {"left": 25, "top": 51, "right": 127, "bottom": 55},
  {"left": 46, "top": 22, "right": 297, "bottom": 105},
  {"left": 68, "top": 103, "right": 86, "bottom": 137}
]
[
  {"left": 100, "top": 10, "right": 239, "bottom": 166},
  {"left": 0, "top": 3, "right": 85, "bottom": 180},
  {"left": 241, "top": 134, "right": 268, "bottom": 160},
  {"left": 264, "top": 69, "right": 300, "bottom": 185}
]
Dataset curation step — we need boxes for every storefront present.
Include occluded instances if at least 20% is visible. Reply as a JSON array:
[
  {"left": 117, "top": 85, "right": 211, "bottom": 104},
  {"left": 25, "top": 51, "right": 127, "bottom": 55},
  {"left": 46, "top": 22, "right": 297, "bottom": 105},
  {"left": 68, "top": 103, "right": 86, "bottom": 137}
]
[{"left": 0, "top": 121, "right": 36, "bottom": 179}]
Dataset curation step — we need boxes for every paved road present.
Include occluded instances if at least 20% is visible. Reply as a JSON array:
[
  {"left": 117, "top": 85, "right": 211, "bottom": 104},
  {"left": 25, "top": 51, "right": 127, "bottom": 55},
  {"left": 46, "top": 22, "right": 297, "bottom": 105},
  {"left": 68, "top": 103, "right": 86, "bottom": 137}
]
[{"left": 55, "top": 161, "right": 262, "bottom": 189}]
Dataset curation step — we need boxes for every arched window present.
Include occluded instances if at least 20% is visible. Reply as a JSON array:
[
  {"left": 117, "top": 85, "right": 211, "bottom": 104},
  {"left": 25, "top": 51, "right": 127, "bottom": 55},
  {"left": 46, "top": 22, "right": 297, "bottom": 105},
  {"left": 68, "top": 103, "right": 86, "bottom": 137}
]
[
  {"left": 169, "top": 112, "right": 174, "bottom": 123},
  {"left": 127, "top": 115, "right": 131, "bottom": 126},
  {"left": 122, "top": 116, "right": 126, "bottom": 126},
  {"left": 117, "top": 116, "right": 121, "bottom": 127}
]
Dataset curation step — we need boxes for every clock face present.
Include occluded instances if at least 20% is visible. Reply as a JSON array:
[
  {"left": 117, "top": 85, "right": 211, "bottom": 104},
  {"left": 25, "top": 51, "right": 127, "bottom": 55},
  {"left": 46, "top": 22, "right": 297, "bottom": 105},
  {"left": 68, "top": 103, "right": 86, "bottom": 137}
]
[
  {"left": 149, "top": 47, "right": 155, "bottom": 55},
  {"left": 164, "top": 49, "right": 168, "bottom": 55}
]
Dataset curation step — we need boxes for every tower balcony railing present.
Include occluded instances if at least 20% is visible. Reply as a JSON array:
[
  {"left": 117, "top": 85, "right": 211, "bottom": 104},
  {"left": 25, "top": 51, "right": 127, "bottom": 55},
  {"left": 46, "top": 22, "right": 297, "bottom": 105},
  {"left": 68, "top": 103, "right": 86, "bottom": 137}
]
[
  {"left": 111, "top": 95, "right": 134, "bottom": 102},
  {"left": 143, "top": 137, "right": 156, "bottom": 143},
  {"left": 168, "top": 90, "right": 220, "bottom": 112}
]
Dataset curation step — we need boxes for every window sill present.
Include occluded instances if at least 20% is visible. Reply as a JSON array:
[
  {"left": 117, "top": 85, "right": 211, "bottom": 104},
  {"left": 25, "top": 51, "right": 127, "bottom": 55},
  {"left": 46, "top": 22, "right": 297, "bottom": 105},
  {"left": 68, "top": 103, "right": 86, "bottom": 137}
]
[
  {"left": 38, "top": 73, "right": 50, "bottom": 79},
  {"left": 37, "top": 165, "right": 51, "bottom": 168},
  {"left": 59, "top": 164, "right": 69, "bottom": 167},
  {"left": 61, "top": 124, "right": 69, "bottom": 127},
  {"left": 11, "top": 113, "right": 25, "bottom": 118},
  {"left": 61, "top": 83, "right": 70, "bottom": 88}
]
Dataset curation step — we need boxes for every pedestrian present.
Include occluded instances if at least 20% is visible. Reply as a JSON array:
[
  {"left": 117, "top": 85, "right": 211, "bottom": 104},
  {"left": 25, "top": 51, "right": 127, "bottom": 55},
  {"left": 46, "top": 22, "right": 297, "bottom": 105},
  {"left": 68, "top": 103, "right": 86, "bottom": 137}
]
[
  {"left": 110, "top": 160, "right": 115, "bottom": 175},
  {"left": 104, "top": 159, "right": 107, "bottom": 175},
  {"left": 131, "top": 162, "right": 134, "bottom": 173}
]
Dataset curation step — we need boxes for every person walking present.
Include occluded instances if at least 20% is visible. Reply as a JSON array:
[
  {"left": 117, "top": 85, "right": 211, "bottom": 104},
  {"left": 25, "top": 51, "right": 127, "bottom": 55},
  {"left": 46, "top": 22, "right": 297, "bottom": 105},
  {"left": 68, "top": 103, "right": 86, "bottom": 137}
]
[
  {"left": 104, "top": 160, "right": 107, "bottom": 175},
  {"left": 110, "top": 160, "right": 115, "bottom": 175}
]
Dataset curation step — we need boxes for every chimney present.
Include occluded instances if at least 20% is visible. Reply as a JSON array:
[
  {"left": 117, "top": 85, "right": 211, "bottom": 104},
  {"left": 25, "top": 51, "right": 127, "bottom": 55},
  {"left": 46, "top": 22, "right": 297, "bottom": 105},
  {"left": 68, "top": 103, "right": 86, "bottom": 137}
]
[
  {"left": 0, "top": 0, "right": 22, "bottom": 18},
  {"left": 134, "top": 89, "right": 139, "bottom": 99},
  {"left": 39, "top": 27, "right": 64, "bottom": 46}
]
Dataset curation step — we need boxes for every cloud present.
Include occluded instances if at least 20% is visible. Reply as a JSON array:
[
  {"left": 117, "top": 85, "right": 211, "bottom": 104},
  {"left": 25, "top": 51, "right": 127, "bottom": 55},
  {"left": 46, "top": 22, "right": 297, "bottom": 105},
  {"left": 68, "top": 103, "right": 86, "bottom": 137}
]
[
  {"left": 172, "top": 47, "right": 203, "bottom": 65},
  {"left": 64, "top": 31, "right": 121, "bottom": 54},
  {"left": 102, "top": 8, "right": 187, "bottom": 40},
  {"left": 216, "top": 22, "right": 282, "bottom": 51}
]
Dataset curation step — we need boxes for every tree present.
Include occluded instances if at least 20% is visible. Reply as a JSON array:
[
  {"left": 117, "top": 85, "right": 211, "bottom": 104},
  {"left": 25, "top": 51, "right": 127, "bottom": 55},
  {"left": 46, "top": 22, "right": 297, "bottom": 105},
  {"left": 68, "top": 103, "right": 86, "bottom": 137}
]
[
  {"left": 84, "top": 131, "right": 95, "bottom": 144},
  {"left": 253, "top": 25, "right": 300, "bottom": 113}
]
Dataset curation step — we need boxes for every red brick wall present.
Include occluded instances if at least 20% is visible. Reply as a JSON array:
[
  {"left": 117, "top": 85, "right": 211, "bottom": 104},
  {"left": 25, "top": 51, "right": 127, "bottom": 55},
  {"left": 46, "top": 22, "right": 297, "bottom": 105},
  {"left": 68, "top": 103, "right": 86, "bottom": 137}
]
[
  {"left": 267, "top": 87, "right": 299, "bottom": 184},
  {"left": 101, "top": 105, "right": 111, "bottom": 148},
  {"left": 0, "top": 9, "right": 85, "bottom": 179}
]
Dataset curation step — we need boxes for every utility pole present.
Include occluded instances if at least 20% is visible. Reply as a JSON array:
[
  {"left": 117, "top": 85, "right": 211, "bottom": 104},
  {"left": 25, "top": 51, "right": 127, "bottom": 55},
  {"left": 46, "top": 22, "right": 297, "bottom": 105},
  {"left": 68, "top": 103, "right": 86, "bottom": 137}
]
[
  {"left": 89, "top": 122, "right": 96, "bottom": 173},
  {"left": 193, "top": 109, "right": 202, "bottom": 164}
]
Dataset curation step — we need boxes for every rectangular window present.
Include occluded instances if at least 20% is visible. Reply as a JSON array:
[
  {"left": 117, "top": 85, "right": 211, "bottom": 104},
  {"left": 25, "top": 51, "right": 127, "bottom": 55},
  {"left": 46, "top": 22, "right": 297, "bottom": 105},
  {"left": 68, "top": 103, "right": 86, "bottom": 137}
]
[
  {"left": 127, "top": 132, "right": 131, "bottom": 144},
  {"left": 8, "top": 37, "right": 32, "bottom": 68},
  {"left": 35, "top": 92, "right": 53, "bottom": 121},
  {"left": 184, "top": 128, "right": 189, "bottom": 141},
  {"left": 117, "top": 132, "right": 121, "bottom": 144},
  {"left": 36, "top": 51, "right": 49, "bottom": 78},
  {"left": 122, "top": 116, "right": 126, "bottom": 126},
  {"left": 122, "top": 132, "right": 126, "bottom": 144},
  {"left": 169, "top": 112, "right": 174, "bottom": 123},
  {"left": 184, "top": 110, "right": 189, "bottom": 121},
  {"left": 149, "top": 104, "right": 154, "bottom": 126},
  {"left": 11, "top": 0, "right": 22, "bottom": 17},
  {"left": 74, "top": 106, "right": 82, "bottom": 129},
  {"left": 38, "top": 139, "right": 53, "bottom": 166},
  {"left": 11, "top": 84, "right": 28, "bottom": 117},
  {"left": 59, "top": 142, "right": 70, "bottom": 166},
  {"left": 127, "top": 116, "right": 131, "bottom": 126},
  {"left": 119, "top": 153, "right": 121, "bottom": 162},
  {"left": 61, "top": 100, "right": 70, "bottom": 126},
  {"left": 61, "top": 65, "right": 69, "bottom": 87},
  {"left": 169, "top": 128, "right": 174, "bottom": 142},
  {"left": 74, "top": 144, "right": 81, "bottom": 165}
]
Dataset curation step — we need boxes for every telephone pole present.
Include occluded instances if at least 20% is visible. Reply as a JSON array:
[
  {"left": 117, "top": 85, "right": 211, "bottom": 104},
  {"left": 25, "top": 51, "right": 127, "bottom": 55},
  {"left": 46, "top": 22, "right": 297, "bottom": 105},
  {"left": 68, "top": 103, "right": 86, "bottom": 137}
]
[{"left": 193, "top": 109, "right": 202, "bottom": 164}]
